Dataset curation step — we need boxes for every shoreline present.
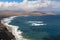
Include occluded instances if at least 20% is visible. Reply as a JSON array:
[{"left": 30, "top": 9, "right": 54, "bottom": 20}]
[
  {"left": 0, "top": 15, "right": 58, "bottom": 40},
  {"left": 0, "top": 11, "right": 57, "bottom": 40},
  {"left": 1, "top": 16, "right": 31, "bottom": 40},
  {"left": 0, "top": 16, "right": 15, "bottom": 40}
]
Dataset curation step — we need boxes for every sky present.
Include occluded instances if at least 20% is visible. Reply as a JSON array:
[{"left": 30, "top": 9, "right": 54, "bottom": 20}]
[
  {"left": 0, "top": 0, "right": 60, "bottom": 2},
  {"left": 0, "top": 0, "right": 60, "bottom": 11}
]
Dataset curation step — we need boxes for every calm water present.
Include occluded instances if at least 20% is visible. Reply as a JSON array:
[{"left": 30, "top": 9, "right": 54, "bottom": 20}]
[{"left": 9, "top": 15, "right": 60, "bottom": 40}]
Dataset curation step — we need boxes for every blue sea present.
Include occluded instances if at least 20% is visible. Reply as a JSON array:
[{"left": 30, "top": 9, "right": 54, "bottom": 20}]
[{"left": 9, "top": 15, "right": 60, "bottom": 40}]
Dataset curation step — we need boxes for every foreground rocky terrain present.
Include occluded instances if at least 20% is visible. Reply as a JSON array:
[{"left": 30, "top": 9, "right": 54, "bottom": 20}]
[{"left": 0, "top": 16, "right": 15, "bottom": 40}]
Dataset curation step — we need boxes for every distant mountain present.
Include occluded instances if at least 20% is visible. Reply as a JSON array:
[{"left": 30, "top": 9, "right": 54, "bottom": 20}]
[{"left": 0, "top": 11, "right": 56, "bottom": 16}]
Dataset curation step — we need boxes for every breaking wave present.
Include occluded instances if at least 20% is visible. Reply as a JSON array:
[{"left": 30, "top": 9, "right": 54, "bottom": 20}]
[
  {"left": 27, "top": 21, "right": 47, "bottom": 26},
  {"left": 1, "top": 16, "right": 30, "bottom": 40}
]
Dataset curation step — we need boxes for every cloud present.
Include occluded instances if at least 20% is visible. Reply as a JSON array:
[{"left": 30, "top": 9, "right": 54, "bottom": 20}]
[
  {"left": 49, "top": 1, "right": 60, "bottom": 8},
  {"left": 0, "top": 0, "right": 51, "bottom": 10},
  {"left": 0, "top": 0, "right": 60, "bottom": 11}
]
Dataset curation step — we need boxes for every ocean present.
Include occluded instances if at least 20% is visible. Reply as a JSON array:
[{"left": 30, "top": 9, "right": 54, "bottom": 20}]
[{"left": 1, "top": 15, "right": 60, "bottom": 40}]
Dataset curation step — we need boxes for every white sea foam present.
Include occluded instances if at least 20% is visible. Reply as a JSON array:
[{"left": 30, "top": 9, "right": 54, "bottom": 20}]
[
  {"left": 27, "top": 21, "right": 47, "bottom": 26},
  {"left": 1, "top": 16, "right": 30, "bottom": 40},
  {"left": 27, "top": 21, "right": 43, "bottom": 23},
  {"left": 31, "top": 23, "right": 46, "bottom": 26}
]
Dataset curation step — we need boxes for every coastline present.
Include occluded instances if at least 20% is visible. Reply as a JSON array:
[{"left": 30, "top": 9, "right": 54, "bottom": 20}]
[
  {"left": 0, "top": 11, "right": 56, "bottom": 40},
  {"left": 0, "top": 16, "right": 15, "bottom": 40},
  {"left": 1, "top": 16, "right": 31, "bottom": 40},
  {"left": 0, "top": 15, "right": 53, "bottom": 40}
]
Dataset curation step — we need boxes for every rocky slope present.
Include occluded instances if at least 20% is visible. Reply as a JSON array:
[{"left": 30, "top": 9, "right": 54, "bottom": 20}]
[{"left": 0, "top": 16, "right": 15, "bottom": 40}]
